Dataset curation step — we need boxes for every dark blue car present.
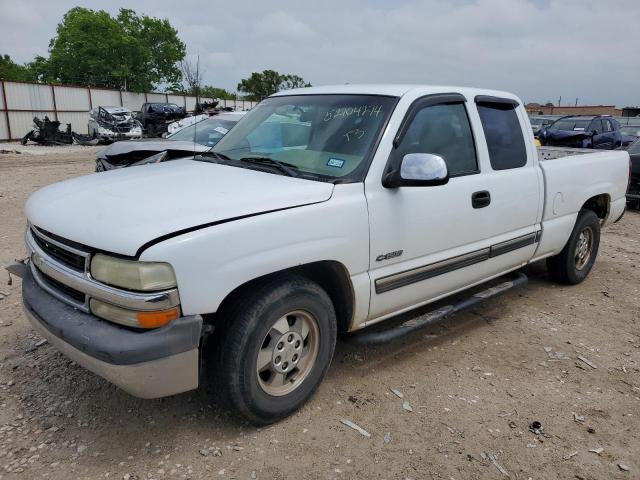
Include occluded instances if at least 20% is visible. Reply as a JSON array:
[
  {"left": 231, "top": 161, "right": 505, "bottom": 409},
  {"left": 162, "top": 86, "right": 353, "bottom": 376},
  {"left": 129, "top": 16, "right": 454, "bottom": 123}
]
[{"left": 539, "top": 115, "right": 622, "bottom": 149}]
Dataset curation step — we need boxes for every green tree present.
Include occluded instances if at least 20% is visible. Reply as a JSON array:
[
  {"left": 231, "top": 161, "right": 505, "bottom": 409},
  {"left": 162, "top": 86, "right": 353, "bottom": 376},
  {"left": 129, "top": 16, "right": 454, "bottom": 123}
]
[
  {"left": 44, "top": 7, "right": 185, "bottom": 91},
  {"left": 237, "top": 70, "right": 311, "bottom": 100},
  {"left": 199, "top": 85, "right": 236, "bottom": 100},
  {"left": 0, "top": 54, "right": 37, "bottom": 81}
]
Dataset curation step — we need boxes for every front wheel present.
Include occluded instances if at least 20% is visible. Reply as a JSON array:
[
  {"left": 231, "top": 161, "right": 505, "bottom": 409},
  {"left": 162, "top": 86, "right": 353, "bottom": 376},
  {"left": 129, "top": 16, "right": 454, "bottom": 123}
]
[
  {"left": 211, "top": 276, "right": 337, "bottom": 424},
  {"left": 547, "top": 209, "right": 601, "bottom": 284}
]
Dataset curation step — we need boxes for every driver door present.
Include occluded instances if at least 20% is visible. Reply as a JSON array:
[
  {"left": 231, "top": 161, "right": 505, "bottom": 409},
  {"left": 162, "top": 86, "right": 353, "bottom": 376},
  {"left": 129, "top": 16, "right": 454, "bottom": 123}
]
[{"left": 365, "top": 95, "right": 494, "bottom": 320}]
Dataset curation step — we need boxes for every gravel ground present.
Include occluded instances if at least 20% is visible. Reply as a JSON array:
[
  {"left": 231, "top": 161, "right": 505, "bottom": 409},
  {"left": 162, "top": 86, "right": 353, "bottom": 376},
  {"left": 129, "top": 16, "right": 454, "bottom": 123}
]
[{"left": 0, "top": 145, "right": 638, "bottom": 480}]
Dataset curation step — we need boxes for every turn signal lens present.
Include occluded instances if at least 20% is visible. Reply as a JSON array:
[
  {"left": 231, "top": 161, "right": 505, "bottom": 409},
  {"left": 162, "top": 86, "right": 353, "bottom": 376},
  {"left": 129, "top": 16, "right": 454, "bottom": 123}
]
[{"left": 137, "top": 309, "right": 180, "bottom": 329}]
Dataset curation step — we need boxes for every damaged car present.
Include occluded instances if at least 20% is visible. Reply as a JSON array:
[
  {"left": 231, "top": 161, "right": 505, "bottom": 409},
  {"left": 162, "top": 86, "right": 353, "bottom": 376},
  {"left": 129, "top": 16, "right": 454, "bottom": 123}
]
[
  {"left": 538, "top": 115, "right": 622, "bottom": 149},
  {"left": 95, "top": 112, "right": 244, "bottom": 171},
  {"left": 88, "top": 106, "right": 143, "bottom": 143},
  {"left": 136, "top": 102, "right": 187, "bottom": 137}
]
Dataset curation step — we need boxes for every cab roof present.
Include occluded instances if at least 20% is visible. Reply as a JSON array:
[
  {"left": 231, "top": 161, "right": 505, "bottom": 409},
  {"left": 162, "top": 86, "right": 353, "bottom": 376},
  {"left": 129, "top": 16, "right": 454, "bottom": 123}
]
[
  {"left": 559, "top": 115, "right": 612, "bottom": 120},
  {"left": 271, "top": 84, "right": 521, "bottom": 103}
]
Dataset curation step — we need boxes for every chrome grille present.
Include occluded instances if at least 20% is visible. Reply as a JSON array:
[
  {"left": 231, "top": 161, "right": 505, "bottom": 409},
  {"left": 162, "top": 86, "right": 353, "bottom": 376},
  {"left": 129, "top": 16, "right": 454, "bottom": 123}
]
[
  {"left": 25, "top": 227, "right": 180, "bottom": 314},
  {"left": 30, "top": 227, "right": 88, "bottom": 271},
  {"left": 38, "top": 270, "right": 86, "bottom": 304}
]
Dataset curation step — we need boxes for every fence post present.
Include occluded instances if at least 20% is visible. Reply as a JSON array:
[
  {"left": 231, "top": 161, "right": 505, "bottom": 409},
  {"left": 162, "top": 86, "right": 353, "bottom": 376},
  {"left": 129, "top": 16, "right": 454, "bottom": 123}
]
[
  {"left": 51, "top": 84, "right": 58, "bottom": 121},
  {"left": 88, "top": 86, "right": 93, "bottom": 109},
  {"left": 1, "top": 80, "right": 11, "bottom": 140},
  {"left": 118, "top": 89, "right": 123, "bottom": 107}
]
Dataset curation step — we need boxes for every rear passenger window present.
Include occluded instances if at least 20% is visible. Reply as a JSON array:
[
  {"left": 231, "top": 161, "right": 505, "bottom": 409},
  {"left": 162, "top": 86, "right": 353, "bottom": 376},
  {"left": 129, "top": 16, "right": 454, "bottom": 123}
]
[
  {"left": 604, "top": 119, "right": 615, "bottom": 132},
  {"left": 477, "top": 103, "right": 527, "bottom": 170},
  {"left": 591, "top": 119, "right": 603, "bottom": 134},
  {"left": 395, "top": 103, "right": 478, "bottom": 177}
]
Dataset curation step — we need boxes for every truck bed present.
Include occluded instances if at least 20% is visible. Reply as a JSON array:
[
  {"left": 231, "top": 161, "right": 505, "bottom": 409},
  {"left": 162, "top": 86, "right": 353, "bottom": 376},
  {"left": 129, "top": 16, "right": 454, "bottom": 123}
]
[
  {"left": 537, "top": 146, "right": 595, "bottom": 161},
  {"left": 532, "top": 147, "right": 629, "bottom": 261}
]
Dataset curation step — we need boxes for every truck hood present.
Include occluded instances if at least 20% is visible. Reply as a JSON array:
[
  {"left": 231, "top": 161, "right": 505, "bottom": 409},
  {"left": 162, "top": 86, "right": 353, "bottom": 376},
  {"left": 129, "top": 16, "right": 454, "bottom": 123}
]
[
  {"left": 26, "top": 160, "right": 334, "bottom": 256},
  {"left": 97, "top": 140, "right": 210, "bottom": 161}
]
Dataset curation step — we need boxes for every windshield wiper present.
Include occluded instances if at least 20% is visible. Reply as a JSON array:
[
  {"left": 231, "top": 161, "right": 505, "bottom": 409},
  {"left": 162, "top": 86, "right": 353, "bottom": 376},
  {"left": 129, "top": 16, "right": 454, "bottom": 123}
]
[
  {"left": 205, "top": 151, "right": 232, "bottom": 160},
  {"left": 239, "top": 156, "right": 300, "bottom": 178},
  {"left": 194, "top": 151, "right": 231, "bottom": 163}
]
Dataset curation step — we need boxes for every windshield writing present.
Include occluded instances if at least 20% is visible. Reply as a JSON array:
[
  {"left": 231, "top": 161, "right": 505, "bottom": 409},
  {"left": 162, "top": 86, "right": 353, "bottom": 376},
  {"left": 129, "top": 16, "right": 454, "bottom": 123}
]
[{"left": 210, "top": 94, "right": 396, "bottom": 182}]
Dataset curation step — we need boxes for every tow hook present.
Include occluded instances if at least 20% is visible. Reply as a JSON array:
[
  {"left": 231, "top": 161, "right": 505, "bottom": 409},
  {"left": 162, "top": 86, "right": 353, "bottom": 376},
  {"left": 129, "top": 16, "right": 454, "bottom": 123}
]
[{"left": 5, "top": 258, "right": 28, "bottom": 284}]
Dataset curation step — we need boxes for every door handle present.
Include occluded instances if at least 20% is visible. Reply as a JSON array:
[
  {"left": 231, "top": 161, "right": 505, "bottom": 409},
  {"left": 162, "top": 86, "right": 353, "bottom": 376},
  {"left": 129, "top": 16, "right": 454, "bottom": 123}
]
[{"left": 472, "top": 190, "right": 491, "bottom": 209}]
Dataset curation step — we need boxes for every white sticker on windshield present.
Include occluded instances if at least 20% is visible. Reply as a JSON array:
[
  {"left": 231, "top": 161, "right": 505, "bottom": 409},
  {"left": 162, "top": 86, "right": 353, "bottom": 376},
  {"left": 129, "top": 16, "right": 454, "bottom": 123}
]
[
  {"left": 574, "top": 127, "right": 585, "bottom": 131},
  {"left": 327, "top": 158, "right": 345, "bottom": 168},
  {"left": 214, "top": 126, "right": 229, "bottom": 135}
]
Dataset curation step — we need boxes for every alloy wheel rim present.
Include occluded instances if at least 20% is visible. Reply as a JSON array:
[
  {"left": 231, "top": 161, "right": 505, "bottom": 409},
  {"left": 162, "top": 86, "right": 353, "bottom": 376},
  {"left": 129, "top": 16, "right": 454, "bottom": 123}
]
[
  {"left": 256, "top": 310, "right": 320, "bottom": 396},
  {"left": 574, "top": 227, "right": 593, "bottom": 271}
]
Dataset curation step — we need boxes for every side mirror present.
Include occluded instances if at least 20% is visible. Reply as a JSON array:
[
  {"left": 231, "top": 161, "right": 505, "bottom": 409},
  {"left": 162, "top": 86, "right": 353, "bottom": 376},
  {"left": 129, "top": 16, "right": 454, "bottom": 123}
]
[{"left": 383, "top": 153, "right": 449, "bottom": 188}]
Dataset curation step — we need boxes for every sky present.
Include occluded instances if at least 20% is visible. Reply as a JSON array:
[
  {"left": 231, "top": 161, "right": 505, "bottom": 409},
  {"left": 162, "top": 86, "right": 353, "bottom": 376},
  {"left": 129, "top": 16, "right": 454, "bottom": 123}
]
[{"left": 1, "top": 0, "right": 639, "bottom": 107}]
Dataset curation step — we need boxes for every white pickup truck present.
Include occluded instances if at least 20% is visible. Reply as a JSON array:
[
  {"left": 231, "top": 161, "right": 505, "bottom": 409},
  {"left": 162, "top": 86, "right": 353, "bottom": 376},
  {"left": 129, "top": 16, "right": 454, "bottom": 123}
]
[{"left": 9, "top": 85, "right": 629, "bottom": 424}]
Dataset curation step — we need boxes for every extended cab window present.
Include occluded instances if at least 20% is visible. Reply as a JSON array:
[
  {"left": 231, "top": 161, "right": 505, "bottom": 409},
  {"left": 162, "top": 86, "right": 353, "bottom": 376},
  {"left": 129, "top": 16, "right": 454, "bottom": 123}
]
[
  {"left": 395, "top": 103, "right": 478, "bottom": 176},
  {"left": 477, "top": 102, "right": 527, "bottom": 170}
]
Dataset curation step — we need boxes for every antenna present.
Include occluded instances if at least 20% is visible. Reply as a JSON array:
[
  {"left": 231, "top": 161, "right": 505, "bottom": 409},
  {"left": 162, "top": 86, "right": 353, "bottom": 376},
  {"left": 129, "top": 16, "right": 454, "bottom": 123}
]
[{"left": 193, "top": 54, "right": 200, "bottom": 159}]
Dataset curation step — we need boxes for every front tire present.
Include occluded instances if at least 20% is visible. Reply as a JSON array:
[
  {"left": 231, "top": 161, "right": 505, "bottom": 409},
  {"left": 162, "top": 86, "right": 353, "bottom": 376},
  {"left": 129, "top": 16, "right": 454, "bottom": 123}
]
[
  {"left": 547, "top": 209, "right": 600, "bottom": 284},
  {"left": 212, "top": 276, "right": 337, "bottom": 424}
]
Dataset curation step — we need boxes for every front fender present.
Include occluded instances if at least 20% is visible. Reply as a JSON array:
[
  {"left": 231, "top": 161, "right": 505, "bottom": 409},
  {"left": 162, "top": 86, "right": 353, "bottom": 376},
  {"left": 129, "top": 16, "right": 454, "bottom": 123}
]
[{"left": 139, "top": 184, "right": 370, "bottom": 316}]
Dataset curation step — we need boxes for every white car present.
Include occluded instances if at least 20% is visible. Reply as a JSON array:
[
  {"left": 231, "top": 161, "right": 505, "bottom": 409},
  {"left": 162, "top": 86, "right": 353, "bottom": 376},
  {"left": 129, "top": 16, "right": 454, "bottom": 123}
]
[
  {"left": 88, "top": 106, "right": 143, "bottom": 142},
  {"left": 10, "top": 84, "right": 629, "bottom": 424}
]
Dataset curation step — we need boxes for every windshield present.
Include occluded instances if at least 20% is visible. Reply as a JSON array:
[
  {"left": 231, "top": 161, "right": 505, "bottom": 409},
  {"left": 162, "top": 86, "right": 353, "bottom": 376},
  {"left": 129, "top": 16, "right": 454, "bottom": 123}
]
[
  {"left": 168, "top": 118, "right": 237, "bottom": 146},
  {"left": 530, "top": 118, "right": 545, "bottom": 125},
  {"left": 550, "top": 119, "right": 591, "bottom": 131},
  {"left": 210, "top": 94, "right": 397, "bottom": 182}
]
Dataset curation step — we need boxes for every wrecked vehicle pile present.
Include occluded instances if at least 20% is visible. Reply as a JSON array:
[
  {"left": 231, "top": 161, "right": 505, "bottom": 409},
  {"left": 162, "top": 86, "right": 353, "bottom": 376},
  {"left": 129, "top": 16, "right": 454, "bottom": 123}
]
[
  {"left": 21, "top": 116, "right": 98, "bottom": 146},
  {"left": 88, "top": 106, "right": 143, "bottom": 143},
  {"left": 21, "top": 116, "right": 73, "bottom": 145}
]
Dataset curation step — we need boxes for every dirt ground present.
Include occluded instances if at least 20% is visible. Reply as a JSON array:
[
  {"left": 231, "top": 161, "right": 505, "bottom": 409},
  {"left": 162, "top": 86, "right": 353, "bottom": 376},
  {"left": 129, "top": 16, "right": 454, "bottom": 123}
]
[{"left": 0, "top": 144, "right": 638, "bottom": 480}]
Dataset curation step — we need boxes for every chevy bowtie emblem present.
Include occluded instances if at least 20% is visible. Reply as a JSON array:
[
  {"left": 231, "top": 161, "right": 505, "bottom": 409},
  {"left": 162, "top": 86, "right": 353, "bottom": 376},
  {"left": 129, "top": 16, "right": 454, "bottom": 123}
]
[{"left": 32, "top": 252, "right": 44, "bottom": 268}]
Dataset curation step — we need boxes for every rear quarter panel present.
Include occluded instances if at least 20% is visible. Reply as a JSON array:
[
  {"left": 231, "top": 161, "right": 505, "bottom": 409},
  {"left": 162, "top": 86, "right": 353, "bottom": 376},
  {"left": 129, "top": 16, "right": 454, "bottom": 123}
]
[{"left": 535, "top": 150, "right": 629, "bottom": 259}]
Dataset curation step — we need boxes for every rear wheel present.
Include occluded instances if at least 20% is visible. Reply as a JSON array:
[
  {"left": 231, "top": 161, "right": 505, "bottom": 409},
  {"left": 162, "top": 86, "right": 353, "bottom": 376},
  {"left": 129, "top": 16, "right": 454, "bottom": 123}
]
[
  {"left": 547, "top": 209, "right": 600, "bottom": 284},
  {"left": 211, "top": 276, "right": 337, "bottom": 424}
]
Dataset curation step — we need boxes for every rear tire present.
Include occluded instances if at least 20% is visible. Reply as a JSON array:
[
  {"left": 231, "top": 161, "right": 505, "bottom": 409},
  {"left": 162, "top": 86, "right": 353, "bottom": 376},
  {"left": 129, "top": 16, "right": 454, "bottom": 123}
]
[
  {"left": 547, "top": 209, "right": 600, "bottom": 284},
  {"left": 211, "top": 275, "right": 337, "bottom": 425}
]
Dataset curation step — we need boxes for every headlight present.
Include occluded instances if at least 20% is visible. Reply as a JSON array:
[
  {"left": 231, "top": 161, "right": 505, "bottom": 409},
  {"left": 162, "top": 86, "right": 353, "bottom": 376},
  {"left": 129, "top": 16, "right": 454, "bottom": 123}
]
[
  {"left": 90, "top": 254, "right": 177, "bottom": 291},
  {"left": 97, "top": 127, "right": 112, "bottom": 134}
]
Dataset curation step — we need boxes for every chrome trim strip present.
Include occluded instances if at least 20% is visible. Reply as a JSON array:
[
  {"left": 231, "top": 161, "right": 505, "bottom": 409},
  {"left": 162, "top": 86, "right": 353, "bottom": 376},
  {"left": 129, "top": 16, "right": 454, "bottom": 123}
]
[
  {"left": 26, "top": 229, "right": 179, "bottom": 311},
  {"left": 375, "top": 231, "right": 541, "bottom": 294},
  {"left": 489, "top": 232, "right": 538, "bottom": 258},
  {"left": 375, "top": 248, "right": 491, "bottom": 294}
]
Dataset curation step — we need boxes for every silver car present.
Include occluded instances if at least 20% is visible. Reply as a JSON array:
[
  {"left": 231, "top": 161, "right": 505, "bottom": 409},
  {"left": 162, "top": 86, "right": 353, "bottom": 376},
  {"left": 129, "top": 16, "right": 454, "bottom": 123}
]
[{"left": 88, "top": 106, "right": 143, "bottom": 143}]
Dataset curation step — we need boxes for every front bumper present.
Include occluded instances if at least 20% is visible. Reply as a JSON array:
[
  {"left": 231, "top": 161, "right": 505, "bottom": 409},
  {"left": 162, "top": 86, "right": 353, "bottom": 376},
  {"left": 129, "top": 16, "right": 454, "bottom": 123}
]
[
  {"left": 21, "top": 266, "right": 202, "bottom": 398},
  {"left": 98, "top": 132, "right": 143, "bottom": 142}
]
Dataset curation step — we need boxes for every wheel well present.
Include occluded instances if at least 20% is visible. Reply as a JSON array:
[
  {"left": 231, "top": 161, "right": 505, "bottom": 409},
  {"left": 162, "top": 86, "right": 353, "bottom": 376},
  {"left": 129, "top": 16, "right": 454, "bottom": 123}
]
[
  {"left": 581, "top": 194, "right": 610, "bottom": 221},
  {"left": 211, "top": 261, "right": 355, "bottom": 333}
]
